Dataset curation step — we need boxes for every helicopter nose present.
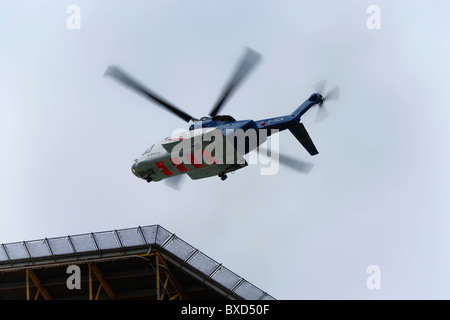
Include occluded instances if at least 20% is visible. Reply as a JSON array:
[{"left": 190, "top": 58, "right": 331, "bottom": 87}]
[{"left": 131, "top": 161, "right": 140, "bottom": 177}]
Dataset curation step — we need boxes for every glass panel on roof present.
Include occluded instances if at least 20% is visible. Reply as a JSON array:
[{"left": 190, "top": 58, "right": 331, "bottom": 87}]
[
  {"left": 233, "top": 281, "right": 264, "bottom": 300},
  {"left": 0, "top": 246, "right": 9, "bottom": 262},
  {"left": 140, "top": 225, "right": 157, "bottom": 244},
  {"left": 47, "top": 237, "right": 74, "bottom": 255},
  {"left": 187, "top": 251, "right": 219, "bottom": 276},
  {"left": 211, "top": 266, "right": 242, "bottom": 290},
  {"left": 117, "top": 228, "right": 145, "bottom": 247},
  {"left": 4, "top": 243, "right": 29, "bottom": 260},
  {"left": 94, "top": 231, "right": 120, "bottom": 250},
  {"left": 26, "top": 240, "right": 52, "bottom": 258},
  {"left": 155, "top": 226, "right": 172, "bottom": 246},
  {"left": 164, "top": 236, "right": 196, "bottom": 261},
  {"left": 70, "top": 234, "right": 97, "bottom": 253}
]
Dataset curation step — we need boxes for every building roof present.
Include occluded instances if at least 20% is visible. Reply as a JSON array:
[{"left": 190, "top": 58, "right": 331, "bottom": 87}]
[{"left": 0, "top": 225, "right": 274, "bottom": 300}]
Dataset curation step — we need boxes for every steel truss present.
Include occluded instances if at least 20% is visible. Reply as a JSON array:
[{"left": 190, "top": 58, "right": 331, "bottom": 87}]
[{"left": 21, "top": 251, "right": 184, "bottom": 300}]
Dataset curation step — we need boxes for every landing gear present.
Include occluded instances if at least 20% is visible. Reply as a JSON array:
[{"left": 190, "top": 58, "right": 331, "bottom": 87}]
[
  {"left": 219, "top": 172, "right": 227, "bottom": 181},
  {"left": 143, "top": 174, "right": 153, "bottom": 183}
]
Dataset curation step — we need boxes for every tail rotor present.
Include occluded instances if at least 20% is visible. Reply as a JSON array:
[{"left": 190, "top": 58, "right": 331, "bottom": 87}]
[{"left": 313, "top": 80, "right": 340, "bottom": 122}]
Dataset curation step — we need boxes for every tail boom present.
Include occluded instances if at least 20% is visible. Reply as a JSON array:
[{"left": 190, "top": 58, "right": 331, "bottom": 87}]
[{"left": 255, "top": 92, "right": 323, "bottom": 155}]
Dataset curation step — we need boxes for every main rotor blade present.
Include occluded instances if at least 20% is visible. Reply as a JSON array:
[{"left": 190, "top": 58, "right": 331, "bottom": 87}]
[
  {"left": 209, "top": 47, "right": 262, "bottom": 117},
  {"left": 164, "top": 174, "right": 185, "bottom": 191},
  {"left": 104, "top": 65, "right": 195, "bottom": 122},
  {"left": 259, "top": 147, "right": 314, "bottom": 174}
]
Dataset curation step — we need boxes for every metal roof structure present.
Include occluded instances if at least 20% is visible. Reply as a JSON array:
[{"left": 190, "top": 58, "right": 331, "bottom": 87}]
[{"left": 0, "top": 225, "right": 275, "bottom": 300}]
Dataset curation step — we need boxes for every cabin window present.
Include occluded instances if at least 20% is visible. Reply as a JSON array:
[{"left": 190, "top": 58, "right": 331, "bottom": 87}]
[{"left": 142, "top": 144, "right": 155, "bottom": 155}]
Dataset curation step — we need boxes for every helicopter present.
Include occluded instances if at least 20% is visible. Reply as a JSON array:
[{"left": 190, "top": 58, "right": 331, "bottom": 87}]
[{"left": 104, "top": 47, "right": 339, "bottom": 185}]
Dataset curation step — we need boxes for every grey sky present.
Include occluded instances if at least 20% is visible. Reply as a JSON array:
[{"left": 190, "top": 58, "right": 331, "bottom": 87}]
[{"left": 1, "top": 1, "right": 449, "bottom": 299}]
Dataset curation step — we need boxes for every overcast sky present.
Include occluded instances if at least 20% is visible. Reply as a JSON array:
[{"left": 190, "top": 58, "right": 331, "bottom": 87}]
[{"left": 1, "top": 0, "right": 449, "bottom": 299}]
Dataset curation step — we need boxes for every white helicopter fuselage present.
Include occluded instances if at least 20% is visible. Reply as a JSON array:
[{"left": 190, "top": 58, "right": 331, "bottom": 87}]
[{"left": 131, "top": 127, "right": 249, "bottom": 182}]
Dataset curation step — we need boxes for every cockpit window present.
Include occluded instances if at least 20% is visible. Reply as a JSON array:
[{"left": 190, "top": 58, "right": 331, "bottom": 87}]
[{"left": 142, "top": 144, "right": 155, "bottom": 155}]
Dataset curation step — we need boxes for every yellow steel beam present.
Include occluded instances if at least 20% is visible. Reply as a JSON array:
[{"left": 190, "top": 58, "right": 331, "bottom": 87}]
[
  {"left": 88, "top": 263, "right": 93, "bottom": 300},
  {"left": 95, "top": 282, "right": 103, "bottom": 301},
  {"left": 34, "top": 288, "right": 41, "bottom": 300},
  {"left": 26, "top": 269, "right": 51, "bottom": 300},
  {"left": 160, "top": 274, "right": 170, "bottom": 300},
  {"left": 155, "top": 252, "right": 185, "bottom": 300},
  {"left": 89, "top": 263, "right": 117, "bottom": 300},
  {"left": 169, "top": 293, "right": 180, "bottom": 300},
  {"left": 139, "top": 251, "right": 185, "bottom": 300},
  {"left": 156, "top": 253, "right": 160, "bottom": 300},
  {"left": 26, "top": 269, "right": 30, "bottom": 300}
]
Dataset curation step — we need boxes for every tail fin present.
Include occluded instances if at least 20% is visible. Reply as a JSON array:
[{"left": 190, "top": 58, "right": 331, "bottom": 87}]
[{"left": 289, "top": 123, "right": 319, "bottom": 156}]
